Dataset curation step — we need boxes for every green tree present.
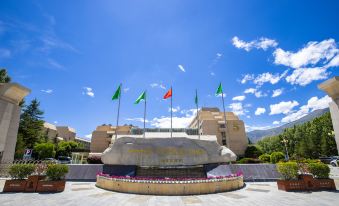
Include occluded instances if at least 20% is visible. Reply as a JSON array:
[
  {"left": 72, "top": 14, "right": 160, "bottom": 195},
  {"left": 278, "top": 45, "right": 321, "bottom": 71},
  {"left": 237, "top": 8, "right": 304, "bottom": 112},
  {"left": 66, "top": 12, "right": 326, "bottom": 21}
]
[
  {"left": 16, "top": 99, "right": 44, "bottom": 150},
  {"left": 0, "top": 68, "right": 11, "bottom": 83},
  {"left": 56, "top": 141, "right": 79, "bottom": 157},
  {"left": 34, "top": 143, "right": 56, "bottom": 159},
  {"left": 256, "top": 112, "right": 337, "bottom": 159},
  {"left": 244, "top": 145, "right": 263, "bottom": 158}
]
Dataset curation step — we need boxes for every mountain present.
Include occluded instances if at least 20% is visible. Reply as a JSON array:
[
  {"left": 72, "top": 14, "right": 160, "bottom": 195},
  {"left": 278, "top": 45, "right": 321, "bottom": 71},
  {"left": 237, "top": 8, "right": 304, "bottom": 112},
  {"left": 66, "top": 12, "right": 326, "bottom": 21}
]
[{"left": 247, "top": 108, "right": 330, "bottom": 143}]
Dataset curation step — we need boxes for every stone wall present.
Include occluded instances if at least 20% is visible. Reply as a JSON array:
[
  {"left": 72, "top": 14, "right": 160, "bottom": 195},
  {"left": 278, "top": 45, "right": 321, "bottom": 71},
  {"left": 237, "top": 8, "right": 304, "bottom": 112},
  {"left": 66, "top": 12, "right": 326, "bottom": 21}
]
[{"left": 64, "top": 164, "right": 280, "bottom": 181}]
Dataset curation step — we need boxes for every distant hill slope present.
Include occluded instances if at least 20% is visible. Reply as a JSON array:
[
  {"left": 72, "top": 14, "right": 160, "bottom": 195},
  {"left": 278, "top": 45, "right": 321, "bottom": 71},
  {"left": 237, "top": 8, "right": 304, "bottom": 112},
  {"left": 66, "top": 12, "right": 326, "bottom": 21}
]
[{"left": 247, "top": 108, "right": 330, "bottom": 143}]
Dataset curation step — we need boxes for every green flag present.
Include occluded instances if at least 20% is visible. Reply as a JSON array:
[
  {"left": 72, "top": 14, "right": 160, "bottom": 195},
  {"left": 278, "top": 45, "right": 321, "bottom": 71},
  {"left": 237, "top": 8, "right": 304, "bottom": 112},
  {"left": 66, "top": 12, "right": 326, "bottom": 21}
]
[
  {"left": 135, "top": 91, "right": 146, "bottom": 104},
  {"left": 112, "top": 85, "right": 121, "bottom": 100},
  {"left": 195, "top": 89, "right": 198, "bottom": 106},
  {"left": 215, "top": 83, "right": 223, "bottom": 96}
]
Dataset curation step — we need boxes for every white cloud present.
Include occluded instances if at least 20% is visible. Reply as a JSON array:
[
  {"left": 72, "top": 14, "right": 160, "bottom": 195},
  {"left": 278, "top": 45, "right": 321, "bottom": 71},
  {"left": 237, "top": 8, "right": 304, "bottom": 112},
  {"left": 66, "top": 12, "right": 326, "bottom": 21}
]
[
  {"left": 229, "top": 102, "right": 247, "bottom": 116},
  {"left": 273, "top": 121, "right": 280, "bottom": 125},
  {"left": 280, "top": 95, "right": 332, "bottom": 123},
  {"left": 273, "top": 39, "right": 338, "bottom": 68},
  {"left": 254, "top": 71, "right": 288, "bottom": 85},
  {"left": 232, "top": 95, "right": 246, "bottom": 101},
  {"left": 244, "top": 88, "right": 256, "bottom": 94},
  {"left": 41, "top": 89, "right": 53, "bottom": 94},
  {"left": 150, "top": 83, "right": 166, "bottom": 90},
  {"left": 47, "top": 58, "right": 65, "bottom": 70},
  {"left": 216, "top": 53, "right": 222, "bottom": 57},
  {"left": 254, "top": 90, "right": 267, "bottom": 98},
  {"left": 255, "top": 107, "right": 266, "bottom": 116},
  {"left": 240, "top": 74, "right": 254, "bottom": 84},
  {"left": 82, "top": 87, "right": 94, "bottom": 97},
  {"left": 169, "top": 106, "right": 180, "bottom": 113},
  {"left": 123, "top": 88, "right": 130, "bottom": 93},
  {"left": 216, "top": 93, "right": 227, "bottom": 98},
  {"left": 272, "top": 39, "right": 339, "bottom": 86},
  {"left": 285, "top": 67, "right": 329, "bottom": 86},
  {"left": 269, "top": 100, "right": 299, "bottom": 115},
  {"left": 210, "top": 72, "right": 215, "bottom": 76},
  {"left": 305, "top": 95, "right": 332, "bottom": 112},
  {"left": 85, "top": 134, "right": 92, "bottom": 139},
  {"left": 150, "top": 109, "right": 196, "bottom": 128},
  {"left": 232, "top": 36, "right": 278, "bottom": 51},
  {"left": 0, "top": 48, "right": 11, "bottom": 58},
  {"left": 272, "top": 88, "right": 283, "bottom": 97},
  {"left": 326, "top": 54, "right": 339, "bottom": 67},
  {"left": 125, "top": 117, "right": 150, "bottom": 123},
  {"left": 178, "top": 64, "right": 186, "bottom": 72},
  {"left": 245, "top": 124, "right": 273, "bottom": 132},
  {"left": 53, "top": 121, "right": 58, "bottom": 124}
]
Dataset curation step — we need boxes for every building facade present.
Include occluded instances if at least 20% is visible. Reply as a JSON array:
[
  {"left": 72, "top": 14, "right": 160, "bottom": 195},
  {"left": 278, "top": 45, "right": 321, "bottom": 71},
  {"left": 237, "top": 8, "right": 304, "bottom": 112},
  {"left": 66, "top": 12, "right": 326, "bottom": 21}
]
[
  {"left": 0, "top": 83, "right": 30, "bottom": 163},
  {"left": 90, "top": 125, "right": 133, "bottom": 153},
  {"left": 42, "top": 122, "right": 77, "bottom": 142},
  {"left": 75, "top": 137, "right": 91, "bottom": 151},
  {"left": 188, "top": 107, "right": 248, "bottom": 156},
  {"left": 319, "top": 76, "right": 339, "bottom": 155}
]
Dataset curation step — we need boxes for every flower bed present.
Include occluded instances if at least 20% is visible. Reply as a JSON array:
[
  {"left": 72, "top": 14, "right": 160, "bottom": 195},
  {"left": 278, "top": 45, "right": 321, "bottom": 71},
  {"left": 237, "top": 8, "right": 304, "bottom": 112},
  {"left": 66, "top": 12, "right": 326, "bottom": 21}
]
[{"left": 96, "top": 172, "right": 244, "bottom": 195}]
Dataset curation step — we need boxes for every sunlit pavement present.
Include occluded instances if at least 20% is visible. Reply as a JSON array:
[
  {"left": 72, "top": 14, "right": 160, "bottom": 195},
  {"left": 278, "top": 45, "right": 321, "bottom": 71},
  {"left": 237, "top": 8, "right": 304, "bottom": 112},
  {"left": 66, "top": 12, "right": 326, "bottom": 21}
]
[{"left": 0, "top": 179, "right": 338, "bottom": 206}]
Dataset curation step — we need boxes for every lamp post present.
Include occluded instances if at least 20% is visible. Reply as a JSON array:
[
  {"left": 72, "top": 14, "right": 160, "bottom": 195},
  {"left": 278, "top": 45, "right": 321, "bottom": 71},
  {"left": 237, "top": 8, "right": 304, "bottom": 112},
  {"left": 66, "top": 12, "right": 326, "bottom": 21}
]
[{"left": 281, "top": 138, "right": 289, "bottom": 161}]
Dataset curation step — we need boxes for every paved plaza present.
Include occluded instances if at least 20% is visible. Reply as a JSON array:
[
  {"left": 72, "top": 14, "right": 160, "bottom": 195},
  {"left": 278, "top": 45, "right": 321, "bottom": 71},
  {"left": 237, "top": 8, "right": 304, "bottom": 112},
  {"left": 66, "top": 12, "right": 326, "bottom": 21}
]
[{"left": 0, "top": 179, "right": 338, "bottom": 206}]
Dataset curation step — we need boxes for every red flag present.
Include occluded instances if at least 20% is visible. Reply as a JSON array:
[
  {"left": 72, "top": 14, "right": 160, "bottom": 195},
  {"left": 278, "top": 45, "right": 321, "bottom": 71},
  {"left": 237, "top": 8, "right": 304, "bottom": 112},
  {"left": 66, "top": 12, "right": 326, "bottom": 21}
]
[{"left": 163, "top": 88, "right": 172, "bottom": 99}]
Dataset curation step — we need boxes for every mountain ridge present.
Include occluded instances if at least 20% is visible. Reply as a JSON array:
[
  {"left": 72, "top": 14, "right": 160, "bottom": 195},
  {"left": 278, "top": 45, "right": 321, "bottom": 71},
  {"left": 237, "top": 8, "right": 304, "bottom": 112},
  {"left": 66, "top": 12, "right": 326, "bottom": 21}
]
[{"left": 247, "top": 108, "right": 330, "bottom": 143}]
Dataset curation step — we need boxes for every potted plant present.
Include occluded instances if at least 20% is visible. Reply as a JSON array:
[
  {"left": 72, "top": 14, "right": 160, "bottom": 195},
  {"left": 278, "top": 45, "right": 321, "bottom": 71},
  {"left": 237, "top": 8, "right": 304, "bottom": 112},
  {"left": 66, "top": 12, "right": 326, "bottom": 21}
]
[
  {"left": 277, "top": 162, "right": 336, "bottom": 191},
  {"left": 25, "top": 162, "right": 48, "bottom": 192},
  {"left": 36, "top": 164, "right": 69, "bottom": 193},
  {"left": 276, "top": 162, "right": 302, "bottom": 191},
  {"left": 3, "top": 164, "right": 36, "bottom": 192}
]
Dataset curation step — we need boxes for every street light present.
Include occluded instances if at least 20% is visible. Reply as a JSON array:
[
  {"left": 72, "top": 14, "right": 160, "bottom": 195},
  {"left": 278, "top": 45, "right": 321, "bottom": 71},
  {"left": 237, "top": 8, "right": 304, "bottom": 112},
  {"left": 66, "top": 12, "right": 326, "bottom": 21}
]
[{"left": 281, "top": 138, "right": 289, "bottom": 161}]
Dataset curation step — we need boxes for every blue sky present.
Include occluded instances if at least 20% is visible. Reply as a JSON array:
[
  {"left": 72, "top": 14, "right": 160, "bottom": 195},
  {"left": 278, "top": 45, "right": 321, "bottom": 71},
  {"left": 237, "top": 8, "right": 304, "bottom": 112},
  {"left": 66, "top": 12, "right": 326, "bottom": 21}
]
[{"left": 1, "top": 0, "right": 339, "bottom": 139}]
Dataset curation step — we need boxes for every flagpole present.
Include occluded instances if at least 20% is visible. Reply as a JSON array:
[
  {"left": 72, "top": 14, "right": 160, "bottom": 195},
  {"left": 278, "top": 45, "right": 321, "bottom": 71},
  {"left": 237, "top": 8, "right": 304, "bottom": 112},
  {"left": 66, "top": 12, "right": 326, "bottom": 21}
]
[
  {"left": 143, "top": 91, "right": 147, "bottom": 138},
  {"left": 170, "top": 86, "right": 173, "bottom": 138},
  {"left": 196, "top": 89, "right": 200, "bottom": 140},
  {"left": 115, "top": 83, "right": 122, "bottom": 141},
  {"left": 221, "top": 86, "right": 227, "bottom": 146}
]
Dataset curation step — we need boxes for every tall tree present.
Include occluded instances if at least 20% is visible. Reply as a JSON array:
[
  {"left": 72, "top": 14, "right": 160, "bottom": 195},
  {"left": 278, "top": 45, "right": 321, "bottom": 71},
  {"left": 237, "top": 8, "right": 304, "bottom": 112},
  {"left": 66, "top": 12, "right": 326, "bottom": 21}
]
[
  {"left": 16, "top": 99, "right": 44, "bottom": 150},
  {"left": 0, "top": 68, "right": 11, "bottom": 83}
]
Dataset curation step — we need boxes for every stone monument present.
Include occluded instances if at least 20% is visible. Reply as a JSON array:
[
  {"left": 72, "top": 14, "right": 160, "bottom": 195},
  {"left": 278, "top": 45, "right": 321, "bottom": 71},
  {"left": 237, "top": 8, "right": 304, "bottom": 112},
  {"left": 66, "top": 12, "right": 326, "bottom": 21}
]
[
  {"left": 101, "top": 136, "right": 237, "bottom": 166},
  {"left": 0, "top": 83, "right": 30, "bottom": 163},
  {"left": 318, "top": 76, "right": 339, "bottom": 155}
]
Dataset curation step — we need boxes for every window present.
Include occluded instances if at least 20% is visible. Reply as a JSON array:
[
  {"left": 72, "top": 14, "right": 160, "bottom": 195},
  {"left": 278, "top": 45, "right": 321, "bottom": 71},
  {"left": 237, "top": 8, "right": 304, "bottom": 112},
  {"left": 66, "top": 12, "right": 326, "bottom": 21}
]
[
  {"left": 219, "top": 124, "right": 226, "bottom": 128},
  {"left": 222, "top": 139, "right": 227, "bottom": 145}
]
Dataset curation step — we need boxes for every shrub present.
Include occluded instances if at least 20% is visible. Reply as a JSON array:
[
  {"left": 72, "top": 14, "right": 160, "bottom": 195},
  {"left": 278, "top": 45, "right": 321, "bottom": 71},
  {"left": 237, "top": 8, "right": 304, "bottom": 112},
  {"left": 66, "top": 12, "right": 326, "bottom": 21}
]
[
  {"left": 277, "top": 162, "right": 298, "bottom": 180},
  {"left": 87, "top": 156, "right": 103, "bottom": 164},
  {"left": 307, "top": 163, "right": 330, "bottom": 179},
  {"left": 46, "top": 164, "right": 69, "bottom": 181},
  {"left": 270, "top": 152, "right": 285, "bottom": 163},
  {"left": 237, "top": 158, "right": 262, "bottom": 164},
  {"left": 259, "top": 154, "right": 271, "bottom": 163},
  {"left": 34, "top": 143, "right": 56, "bottom": 159},
  {"left": 244, "top": 145, "right": 263, "bottom": 158},
  {"left": 57, "top": 141, "right": 79, "bottom": 157},
  {"left": 8, "top": 164, "right": 36, "bottom": 179}
]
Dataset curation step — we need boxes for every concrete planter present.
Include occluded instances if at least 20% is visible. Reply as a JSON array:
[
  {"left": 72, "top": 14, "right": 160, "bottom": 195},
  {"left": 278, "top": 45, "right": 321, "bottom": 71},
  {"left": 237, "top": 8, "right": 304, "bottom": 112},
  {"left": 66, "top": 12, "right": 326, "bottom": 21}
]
[
  {"left": 277, "top": 174, "right": 336, "bottom": 191},
  {"left": 25, "top": 175, "right": 46, "bottom": 192},
  {"left": 3, "top": 180, "right": 27, "bottom": 192},
  {"left": 36, "top": 180, "right": 66, "bottom": 193}
]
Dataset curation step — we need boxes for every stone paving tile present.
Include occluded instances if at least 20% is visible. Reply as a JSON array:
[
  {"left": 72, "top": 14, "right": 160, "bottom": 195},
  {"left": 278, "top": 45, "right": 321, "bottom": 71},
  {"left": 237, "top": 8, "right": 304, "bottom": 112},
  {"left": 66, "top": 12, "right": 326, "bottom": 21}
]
[{"left": 0, "top": 180, "right": 339, "bottom": 206}]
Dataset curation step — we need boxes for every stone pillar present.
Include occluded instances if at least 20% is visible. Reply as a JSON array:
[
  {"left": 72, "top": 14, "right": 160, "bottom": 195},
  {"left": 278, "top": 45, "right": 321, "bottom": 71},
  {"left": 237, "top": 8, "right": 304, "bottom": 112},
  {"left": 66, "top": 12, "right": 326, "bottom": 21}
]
[
  {"left": 0, "top": 83, "right": 30, "bottom": 163},
  {"left": 318, "top": 76, "right": 339, "bottom": 155}
]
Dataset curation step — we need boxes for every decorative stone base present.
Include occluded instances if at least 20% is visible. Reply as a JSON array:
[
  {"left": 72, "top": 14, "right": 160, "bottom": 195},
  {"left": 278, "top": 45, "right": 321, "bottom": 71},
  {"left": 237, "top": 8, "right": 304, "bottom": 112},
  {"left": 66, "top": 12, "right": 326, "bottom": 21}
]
[{"left": 96, "top": 175, "right": 244, "bottom": 195}]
